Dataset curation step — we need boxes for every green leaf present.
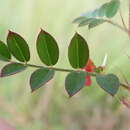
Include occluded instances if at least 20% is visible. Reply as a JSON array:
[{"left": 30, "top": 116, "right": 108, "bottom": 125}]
[
  {"left": 72, "top": 7, "right": 106, "bottom": 28},
  {"left": 7, "top": 31, "right": 30, "bottom": 62},
  {"left": 36, "top": 29, "right": 59, "bottom": 66},
  {"left": 73, "top": 10, "right": 99, "bottom": 24},
  {"left": 0, "top": 40, "right": 11, "bottom": 61},
  {"left": 88, "top": 19, "right": 106, "bottom": 29},
  {"left": 96, "top": 74, "right": 120, "bottom": 96},
  {"left": 105, "top": 0, "right": 120, "bottom": 18},
  {"left": 78, "top": 18, "right": 95, "bottom": 27},
  {"left": 73, "top": 0, "right": 120, "bottom": 28},
  {"left": 68, "top": 33, "right": 89, "bottom": 68},
  {"left": 65, "top": 71, "right": 87, "bottom": 97},
  {"left": 82, "top": 9, "right": 99, "bottom": 18},
  {"left": 30, "top": 68, "right": 55, "bottom": 92},
  {"left": 78, "top": 18, "right": 105, "bottom": 28},
  {"left": 98, "top": 3, "right": 109, "bottom": 17},
  {"left": 1, "top": 63, "right": 27, "bottom": 77},
  {"left": 73, "top": 8, "right": 100, "bottom": 25}
]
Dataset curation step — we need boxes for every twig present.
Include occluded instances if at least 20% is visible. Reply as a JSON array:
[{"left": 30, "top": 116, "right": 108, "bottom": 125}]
[
  {"left": 9, "top": 61, "right": 130, "bottom": 92},
  {"left": 104, "top": 19, "right": 129, "bottom": 35},
  {"left": 119, "top": 9, "right": 128, "bottom": 31}
]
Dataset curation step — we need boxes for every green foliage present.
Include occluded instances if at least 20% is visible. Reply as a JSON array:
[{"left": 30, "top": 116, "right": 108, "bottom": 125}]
[
  {"left": 7, "top": 31, "right": 30, "bottom": 62},
  {"left": 68, "top": 33, "right": 89, "bottom": 68},
  {"left": 0, "top": 0, "right": 124, "bottom": 98},
  {"left": 88, "top": 19, "right": 105, "bottom": 29},
  {"left": 98, "top": 3, "right": 109, "bottom": 17},
  {"left": 0, "top": 40, "right": 11, "bottom": 61},
  {"left": 30, "top": 68, "right": 55, "bottom": 92},
  {"left": 73, "top": 0, "right": 120, "bottom": 28},
  {"left": 1, "top": 63, "right": 27, "bottom": 77},
  {"left": 0, "top": 0, "right": 129, "bottom": 128},
  {"left": 78, "top": 18, "right": 105, "bottom": 28},
  {"left": 65, "top": 71, "right": 87, "bottom": 97},
  {"left": 0, "top": 28, "right": 122, "bottom": 97},
  {"left": 96, "top": 74, "right": 120, "bottom": 96},
  {"left": 105, "top": 0, "right": 120, "bottom": 18},
  {"left": 78, "top": 18, "right": 95, "bottom": 27},
  {"left": 36, "top": 29, "right": 59, "bottom": 66}
]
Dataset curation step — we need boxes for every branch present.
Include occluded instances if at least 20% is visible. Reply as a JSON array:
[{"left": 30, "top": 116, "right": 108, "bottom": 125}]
[
  {"left": 104, "top": 19, "right": 129, "bottom": 35},
  {"left": 119, "top": 9, "right": 128, "bottom": 31},
  {"left": 10, "top": 61, "right": 130, "bottom": 91},
  {"left": 120, "top": 83, "right": 130, "bottom": 91}
]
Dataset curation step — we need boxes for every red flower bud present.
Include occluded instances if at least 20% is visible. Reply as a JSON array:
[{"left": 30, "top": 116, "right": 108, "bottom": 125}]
[{"left": 83, "top": 59, "right": 96, "bottom": 87}]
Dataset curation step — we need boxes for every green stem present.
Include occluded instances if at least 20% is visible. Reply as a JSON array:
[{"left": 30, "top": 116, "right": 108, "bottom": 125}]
[
  {"left": 26, "top": 63, "right": 96, "bottom": 76},
  {"left": 17, "top": 62, "right": 129, "bottom": 90},
  {"left": 8, "top": 60, "right": 130, "bottom": 91},
  {"left": 26, "top": 63, "right": 74, "bottom": 72}
]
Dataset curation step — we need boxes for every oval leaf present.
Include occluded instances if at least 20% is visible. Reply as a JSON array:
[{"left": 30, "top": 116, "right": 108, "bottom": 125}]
[
  {"left": 0, "top": 40, "right": 11, "bottom": 61},
  {"left": 98, "top": 3, "right": 109, "bottom": 17},
  {"left": 78, "top": 18, "right": 95, "bottom": 27},
  {"left": 1, "top": 63, "right": 27, "bottom": 77},
  {"left": 36, "top": 29, "right": 59, "bottom": 66},
  {"left": 68, "top": 33, "right": 89, "bottom": 68},
  {"left": 105, "top": 0, "right": 120, "bottom": 18},
  {"left": 7, "top": 31, "right": 30, "bottom": 62},
  {"left": 96, "top": 74, "right": 120, "bottom": 96},
  {"left": 65, "top": 71, "right": 87, "bottom": 97},
  {"left": 30, "top": 68, "right": 55, "bottom": 92},
  {"left": 88, "top": 19, "right": 105, "bottom": 29}
]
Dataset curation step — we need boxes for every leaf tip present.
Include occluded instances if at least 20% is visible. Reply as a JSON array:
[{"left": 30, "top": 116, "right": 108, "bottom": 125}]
[
  {"left": 38, "top": 29, "right": 46, "bottom": 37},
  {"left": 40, "top": 28, "right": 43, "bottom": 32},
  {"left": 40, "top": 28, "right": 47, "bottom": 34},
  {"left": 75, "top": 32, "right": 79, "bottom": 35},
  {"left": 8, "top": 30, "right": 14, "bottom": 35}
]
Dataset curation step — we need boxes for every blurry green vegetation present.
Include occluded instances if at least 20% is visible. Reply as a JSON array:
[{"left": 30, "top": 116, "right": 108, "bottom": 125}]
[{"left": 0, "top": 0, "right": 130, "bottom": 129}]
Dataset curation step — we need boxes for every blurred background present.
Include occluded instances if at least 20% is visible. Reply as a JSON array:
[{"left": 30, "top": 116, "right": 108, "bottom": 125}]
[{"left": 0, "top": 0, "right": 130, "bottom": 129}]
